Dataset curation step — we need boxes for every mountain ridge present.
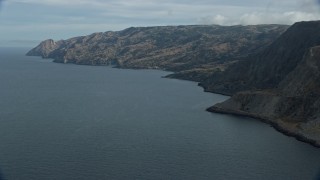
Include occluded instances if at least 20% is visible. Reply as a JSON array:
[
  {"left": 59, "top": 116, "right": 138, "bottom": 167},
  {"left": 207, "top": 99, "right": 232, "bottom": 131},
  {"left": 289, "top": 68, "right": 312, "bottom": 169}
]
[{"left": 27, "top": 24, "right": 288, "bottom": 75}]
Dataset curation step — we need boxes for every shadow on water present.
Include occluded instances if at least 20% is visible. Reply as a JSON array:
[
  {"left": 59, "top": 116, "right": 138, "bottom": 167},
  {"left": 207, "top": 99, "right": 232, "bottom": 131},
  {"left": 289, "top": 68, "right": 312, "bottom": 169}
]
[
  {"left": 315, "top": 170, "right": 320, "bottom": 180},
  {"left": 0, "top": 169, "right": 5, "bottom": 180}
]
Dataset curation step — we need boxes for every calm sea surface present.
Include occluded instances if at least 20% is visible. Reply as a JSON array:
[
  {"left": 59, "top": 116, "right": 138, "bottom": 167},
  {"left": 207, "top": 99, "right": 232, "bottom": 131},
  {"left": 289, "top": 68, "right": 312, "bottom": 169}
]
[{"left": 0, "top": 47, "right": 319, "bottom": 180}]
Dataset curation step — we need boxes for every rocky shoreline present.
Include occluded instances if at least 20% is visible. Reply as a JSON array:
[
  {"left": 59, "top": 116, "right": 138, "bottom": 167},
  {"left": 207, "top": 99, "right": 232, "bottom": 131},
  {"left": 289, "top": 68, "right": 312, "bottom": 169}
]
[
  {"left": 207, "top": 106, "right": 320, "bottom": 148},
  {"left": 47, "top": 58, "right": 320, "bottom": 148}
]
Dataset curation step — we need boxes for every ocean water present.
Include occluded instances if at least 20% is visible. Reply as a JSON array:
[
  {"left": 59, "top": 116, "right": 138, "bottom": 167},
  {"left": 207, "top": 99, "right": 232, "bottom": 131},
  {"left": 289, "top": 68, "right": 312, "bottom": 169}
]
[{"left": 0, "top": 47, "right": 319, "bottom": 180}]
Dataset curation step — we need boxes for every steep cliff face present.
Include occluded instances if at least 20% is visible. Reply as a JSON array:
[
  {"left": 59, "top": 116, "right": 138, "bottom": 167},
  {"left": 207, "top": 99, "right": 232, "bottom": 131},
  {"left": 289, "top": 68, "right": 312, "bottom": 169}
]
[
  {"left": 26, "top": 39, "right": 58, "bottom": 57},
  {"left": 209, "top": 39, "right": 320, "bottom": 147},
  {"left": 201, "top": 21, "right": 320, "bottom": 95},
  {"left": 27, "top": 25, "right": 287, "bottom": 74}
]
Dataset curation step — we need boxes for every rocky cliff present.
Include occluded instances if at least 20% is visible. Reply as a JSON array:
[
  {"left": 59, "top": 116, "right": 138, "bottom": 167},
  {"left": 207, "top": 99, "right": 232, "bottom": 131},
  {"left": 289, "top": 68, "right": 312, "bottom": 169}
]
[
  {"left": 201, "top": 21, "right": 320, "bottom": 95},
  {"left": 208, "top": 21, "right": 320, "bottom": 147},
  {"left": 27, "top": 24, "right": 287, "bottom": 78}
]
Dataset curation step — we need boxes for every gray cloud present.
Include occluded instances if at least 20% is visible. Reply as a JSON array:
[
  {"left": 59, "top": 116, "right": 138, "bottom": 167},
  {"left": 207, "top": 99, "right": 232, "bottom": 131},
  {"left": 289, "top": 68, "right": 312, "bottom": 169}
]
[
  {"left": 1, "top": 0, "right": 320, "bottom": 47},
  {"left": 200, "top": 11, "right": 320, "bottom": 25},
  {"left": 5, "top": 0, "right": 320, "bottom": 26}
]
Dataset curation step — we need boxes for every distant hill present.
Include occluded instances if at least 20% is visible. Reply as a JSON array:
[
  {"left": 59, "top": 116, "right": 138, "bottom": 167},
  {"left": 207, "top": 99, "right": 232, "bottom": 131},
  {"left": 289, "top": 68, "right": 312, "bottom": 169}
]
[{"left": 27, "top": 24, "right": 287, "bottom": 78}]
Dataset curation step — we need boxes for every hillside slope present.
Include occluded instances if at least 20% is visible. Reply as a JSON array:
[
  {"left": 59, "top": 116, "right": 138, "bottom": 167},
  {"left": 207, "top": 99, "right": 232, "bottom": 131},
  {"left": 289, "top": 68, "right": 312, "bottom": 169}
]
[
  {"left": 27, "top": 24, "right": 287, "bottom": 81},
  {"left": 201, "top": 21, "right": 320, "bottom": 95},
  {"left": 208, "top": 21, "right": 320, "bottom": 146}
]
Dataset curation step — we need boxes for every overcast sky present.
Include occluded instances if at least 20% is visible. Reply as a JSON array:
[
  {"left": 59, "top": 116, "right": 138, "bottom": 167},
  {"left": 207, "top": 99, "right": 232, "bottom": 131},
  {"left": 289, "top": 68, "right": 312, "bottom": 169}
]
[{"left": 1, "top": 0, "right": 320, "bottom": 47}]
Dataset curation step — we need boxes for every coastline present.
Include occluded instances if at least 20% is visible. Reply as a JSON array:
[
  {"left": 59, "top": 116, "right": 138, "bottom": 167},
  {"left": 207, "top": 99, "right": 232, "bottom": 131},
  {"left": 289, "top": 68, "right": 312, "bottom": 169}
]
[
  {"left": 73, "top": 60, "right": 320, "bottom": 148},
  {"left": 207, "top": 106, "right": 320, "bottom": 148},
  {"left": 32, "top": 57, "right": 320, "bottom": 148}
]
